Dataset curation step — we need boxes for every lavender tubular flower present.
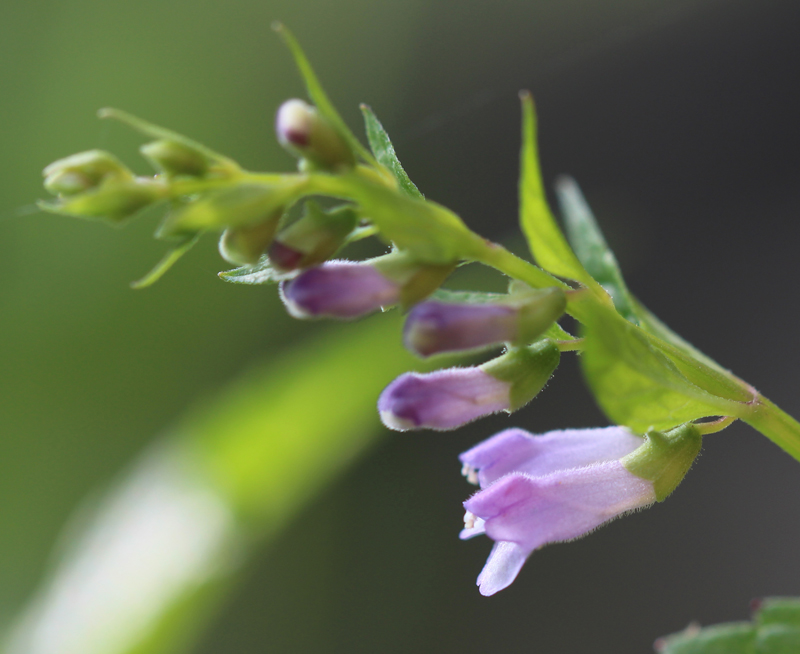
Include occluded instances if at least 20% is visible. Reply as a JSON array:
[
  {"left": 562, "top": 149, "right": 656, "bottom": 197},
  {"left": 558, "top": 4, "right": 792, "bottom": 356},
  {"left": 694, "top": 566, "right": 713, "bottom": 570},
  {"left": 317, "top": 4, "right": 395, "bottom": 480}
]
[
  {"left": 378, "top": 368, "right": 512, "bottom": 432},
  {"left": 459, "top": 426, "right": 643, "bottom": 487},
  {"left": 403, "top": 302, "right": 518, "bottom": 357},
  {"left": 460, "top": 423, "right": 702, "bottom": 596},
  {"left": 463, "top": 464, "right": 655, "bottom": 596},
  {"left": 279, "top": 261, "right": 400, "bottom": 319},
  {"left": 403, "top": 287, "right": 566, "bottom": 358},
  {"left": 379, "top": 340, "right": 560, "bottom": 431}
]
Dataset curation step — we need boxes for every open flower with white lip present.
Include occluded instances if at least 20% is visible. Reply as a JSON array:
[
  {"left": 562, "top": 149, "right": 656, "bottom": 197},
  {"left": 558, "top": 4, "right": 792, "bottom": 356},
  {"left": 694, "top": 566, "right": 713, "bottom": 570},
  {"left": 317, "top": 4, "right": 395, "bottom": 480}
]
[{"left": 460, "top": 424, "right": 702, "bottom": 596}]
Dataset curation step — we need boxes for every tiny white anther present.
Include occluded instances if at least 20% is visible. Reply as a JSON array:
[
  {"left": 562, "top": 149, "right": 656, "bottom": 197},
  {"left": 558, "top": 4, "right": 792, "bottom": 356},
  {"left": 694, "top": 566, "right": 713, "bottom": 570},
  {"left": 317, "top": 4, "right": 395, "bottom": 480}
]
[
  {"left": 464, "top": 511, "right": 477, "bottom": 530},
  {"left": 461, "top": 463, "right": 479, "bottom": 485}
]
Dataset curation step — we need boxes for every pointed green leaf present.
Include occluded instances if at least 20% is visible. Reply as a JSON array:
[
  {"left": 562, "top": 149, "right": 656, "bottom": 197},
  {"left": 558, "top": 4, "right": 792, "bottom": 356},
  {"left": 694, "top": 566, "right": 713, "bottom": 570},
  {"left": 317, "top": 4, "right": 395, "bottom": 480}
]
[
  {"left": 555, "top": 176, "right": 640, "bottom": 323},
  {"left": 657, "top": 598, "right": 800, "bottom": 654},
  {"left": 360, "top": 104, "right": 422, "bottom": 199},
  {"left": 580, "top": 303, "right": 742, "bottom": 433},
  {"left": 273, "top": 23, "right": 378, "bottom": 169},
  {"left": 218, "top": 256, "right": 284, "bottom": 285},
  {"left": 130, "top": 234, "right": 201, "bottom": 289},
  {"left": 657, "top": 623, "right": 756, "bottom": 654},
  {"left": 518, "top": 93, "right": 600, "bottom": 291}
]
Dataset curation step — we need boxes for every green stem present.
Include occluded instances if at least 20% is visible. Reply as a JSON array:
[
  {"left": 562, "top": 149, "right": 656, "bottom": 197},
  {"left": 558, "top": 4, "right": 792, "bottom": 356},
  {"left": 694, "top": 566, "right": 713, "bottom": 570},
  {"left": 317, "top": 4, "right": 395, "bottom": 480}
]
[{"left": 740, "top": 395, "right": 800, "bottom": 464}]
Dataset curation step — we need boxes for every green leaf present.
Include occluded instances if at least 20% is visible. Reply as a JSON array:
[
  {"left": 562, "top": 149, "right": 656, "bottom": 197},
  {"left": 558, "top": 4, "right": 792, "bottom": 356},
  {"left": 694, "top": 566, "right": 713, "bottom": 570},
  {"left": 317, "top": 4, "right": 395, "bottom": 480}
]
[
  {"left": 130, "top": 233, "right": 201, "bottom": 289},
  {"left": 273, "top": 23, "right": 379, "bottom": 169},
  {"left": 580, "top": 303, "right": 741, "bottom": 433},
  {"left": 5, "top": 314, "right": 428, "bottom": 654},
  {"left": 657, "top": 623, "right": 756, "bottom": 654},
  {"left": 218, "top": 256, "right": 284, "bottom": 285},
  {"left": 555, "top": 176, "right": 640, "bottom": 323},
  {"left": 518, "top": 93, "right": 599, "bottom": 290},
  {"left": 632, "top": 298, "right": 734, "bottom": 376},
  {"left": 757, "top": 599, "right": 800, "bottom": 629},
  {"left": 657, "top": 598, "right": 800, "bottom": 654},
  {"left": 360, "top": 104, "right": 422, "bottom": 199}
]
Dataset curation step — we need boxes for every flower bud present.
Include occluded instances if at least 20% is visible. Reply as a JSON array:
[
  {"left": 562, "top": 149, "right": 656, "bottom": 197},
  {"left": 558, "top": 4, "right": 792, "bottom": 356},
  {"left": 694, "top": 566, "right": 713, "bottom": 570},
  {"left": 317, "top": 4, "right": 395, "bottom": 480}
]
[
  {"left": 276, "top": 99, "right": 355, "bottom": 171},
  {"left": 279, "top": 260, "right": 400, "bottom": 319},
  {"left": 43, "top": 150, "right": 133, "bottom": 195},
  {"left": 140, "top": 140, "right": 209, "bottom": 178},
  {"left": 403, "top": 286, "right": 566, "bottom": 358},
  {"left": 378, "top": 339, "right": 560, "bottom": 431},
  {"left": 278, "top": 251, "right": 454, "bottom": 320},
  {"left": 218, "top": 215, "right": 282, "bottom": 265},
  {"left": 268, "top": 202, "right": 357, "bottom": 272}
]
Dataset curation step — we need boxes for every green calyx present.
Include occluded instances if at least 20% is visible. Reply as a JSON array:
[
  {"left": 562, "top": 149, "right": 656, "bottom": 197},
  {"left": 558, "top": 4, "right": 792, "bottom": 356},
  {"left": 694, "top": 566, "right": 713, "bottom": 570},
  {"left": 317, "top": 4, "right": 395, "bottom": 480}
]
[
  {"left": 621, "top": 422, "right": 703, "bottom": 502},
  {"left": 370, "top": 250, "right": 456, "bottom": 309},
  {"left": 482, "top": 339, "right": 560, "bottom": 411},
  {"left": 507, "top": 283, "right": 567, "bottom": 346}
]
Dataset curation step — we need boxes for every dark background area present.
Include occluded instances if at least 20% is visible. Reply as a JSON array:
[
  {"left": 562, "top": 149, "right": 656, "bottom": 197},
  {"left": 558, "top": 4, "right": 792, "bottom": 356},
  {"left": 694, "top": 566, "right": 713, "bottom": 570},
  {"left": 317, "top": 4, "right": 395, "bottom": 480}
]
[{"left": 2, "top": 0, "right": 800, "bottom": 652}]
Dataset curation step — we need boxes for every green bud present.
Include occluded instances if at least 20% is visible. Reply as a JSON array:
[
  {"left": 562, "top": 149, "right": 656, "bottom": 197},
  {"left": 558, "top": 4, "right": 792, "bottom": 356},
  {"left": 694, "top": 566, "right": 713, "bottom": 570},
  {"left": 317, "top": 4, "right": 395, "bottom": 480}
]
[
  {"left": 276, "top": 99, "right": 356, "bottom": 171},
  {"left": 371, "top": 250, "right": 455, "bottom": 308},
  {"left": 40, "top": 178, "right": 165, "bottom": 223},
  {"left": 268, "top": 202, "right": 358, "bottom": 271},
  {"left": 140, "top": 140, "right": 209, "bottom": 178},
  {"left": 481, "top": 339, "right": 560, "bottom": 411},
  {"left": 219, "top": 216, "right": 281, "bottom": 265},
  {"left": 43, "top": 150, "right": 133, "bottom": 195},
  {"left": 621, "top": 423, "right": 702, "bottom": 501},
  {"left": 158, "top": 180, "right": 305, "bottom": 238}
]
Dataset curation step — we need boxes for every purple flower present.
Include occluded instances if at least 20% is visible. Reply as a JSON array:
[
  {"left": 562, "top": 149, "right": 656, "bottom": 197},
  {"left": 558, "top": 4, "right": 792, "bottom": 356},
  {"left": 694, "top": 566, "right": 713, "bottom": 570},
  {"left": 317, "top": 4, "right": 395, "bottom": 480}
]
[
  {"left": 459, "top": 426, "right": 643, "bottom": 487},
  {"left": 458, "top": 424, "right": 704, "bottom": 596},
  {"left": 403, "top": 302, "right": 518, "bottom": 357},
  {"left": 279, "top": 261, "right": 400, "bottom": 319},
  {"left": 462, "top": 463, "right": 655, "bottom": 596},
  {"left": 378, "top": 368, "right": 511, "bottom": 431}
]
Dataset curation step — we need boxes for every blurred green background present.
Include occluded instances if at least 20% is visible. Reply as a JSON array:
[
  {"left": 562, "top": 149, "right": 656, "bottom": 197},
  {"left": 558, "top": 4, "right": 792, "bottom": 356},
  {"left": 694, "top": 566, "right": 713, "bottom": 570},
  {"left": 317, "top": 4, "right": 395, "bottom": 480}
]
[{"left": 2, "top": 0, "right": 800, "bottom": 652}]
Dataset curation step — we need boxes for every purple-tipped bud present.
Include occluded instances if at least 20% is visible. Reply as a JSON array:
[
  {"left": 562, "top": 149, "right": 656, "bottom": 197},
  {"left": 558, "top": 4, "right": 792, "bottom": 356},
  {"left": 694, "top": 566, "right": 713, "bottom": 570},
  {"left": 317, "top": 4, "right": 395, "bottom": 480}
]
[
  {"left": 268, "top": 203, "right": 358, "bottom": 273},
  {"left": 276, "top": 99, "right": 314, "bottom": 148},
  {"left": 279, "top": 261, "right": 400, "bottom": 319},
  {"left": 268, "top": 240, "right": 305, "bottom": 271},
  {"left": 402, "top": 287, "right": 566, "bottom": 358},
  {"left": 459, "top": 426, "right": 643, "bottom": 487},
  {"left": 403, "top": 302, "right": 518, "bottom": 357},
  {"left": 379, "top": 340, "right": 560, "bottom": 432},
  {"left": 378, "top": 368, "right": 511, "bottom": 431},
  {"left": 275, "top": 99, "right": 355, "bottom": 170},
  {"left": 463, "top": 464, "right": 656, "bottom": 596}
]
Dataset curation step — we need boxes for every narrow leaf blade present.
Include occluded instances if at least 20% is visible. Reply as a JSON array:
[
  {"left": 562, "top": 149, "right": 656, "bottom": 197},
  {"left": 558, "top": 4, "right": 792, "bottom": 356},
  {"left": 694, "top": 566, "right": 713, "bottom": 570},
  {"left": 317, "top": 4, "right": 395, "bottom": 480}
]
[
  {"left": 360, "top": 104, "right": 422, "bottom": 199},
  {"left": 131, "top": 234, "right": 201, "bottom": 289},
  {"left": 556, "top": 176, "right": 639, "bottom": 323},
  {"left": 518, "top": 93, "right": 595, "bottom": 286}
]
